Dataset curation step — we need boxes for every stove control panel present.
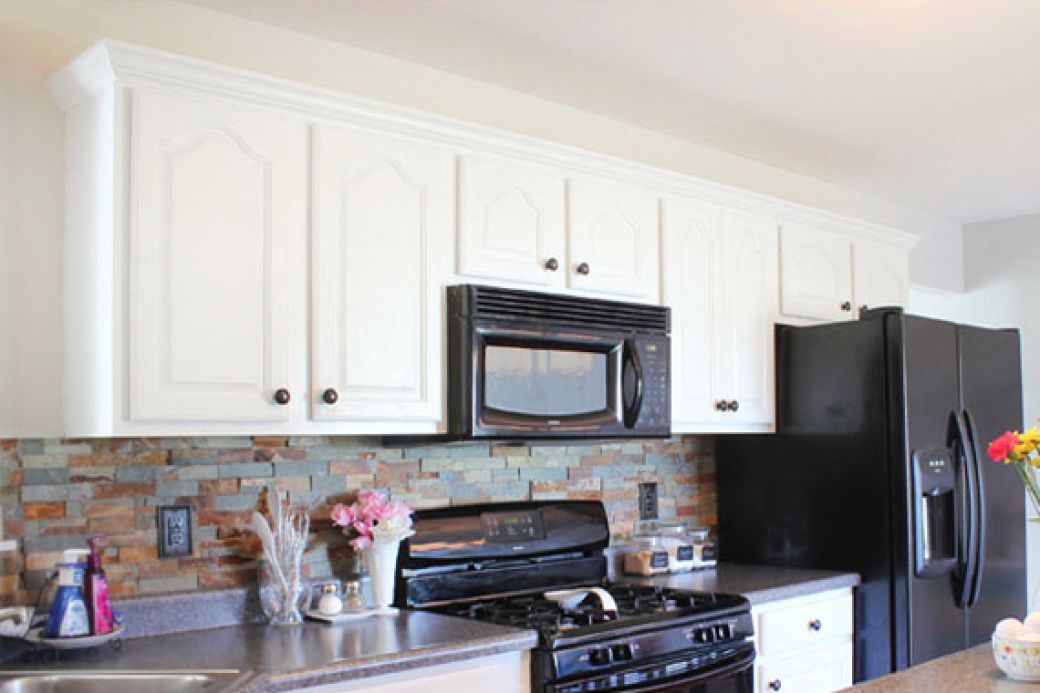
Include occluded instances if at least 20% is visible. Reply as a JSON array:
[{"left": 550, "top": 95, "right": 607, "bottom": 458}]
[{"left": 549, "top": 611, "right": 754, "bottom": 681}]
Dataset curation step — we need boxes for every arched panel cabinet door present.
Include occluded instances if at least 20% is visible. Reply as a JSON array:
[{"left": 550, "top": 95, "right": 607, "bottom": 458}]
[
  {"left": 717, "top": 209, "right": 779, "bottom": 427},
  {"left": 128, "top": 86, "right": 307, "bottom": 424},
  {"left": 779, "top": 223, "right": 854, "bottom": 322},
  {"left": 567, "top": 175, "right": 659, "bottom": 303},
  {"left": 853, "top": 240, "right": 910, "bottom": 312},
  {"left": 456, "top": 154, "right": 566, "bottom": 288},
  {"left": 311, "top": 124, "right": 452, "bottom": 426}
]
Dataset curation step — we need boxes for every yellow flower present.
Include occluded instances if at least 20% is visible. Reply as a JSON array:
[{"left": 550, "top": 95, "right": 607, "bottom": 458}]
[{"left": 1017, "top": 428, "right": 1040, "bottom": 457}]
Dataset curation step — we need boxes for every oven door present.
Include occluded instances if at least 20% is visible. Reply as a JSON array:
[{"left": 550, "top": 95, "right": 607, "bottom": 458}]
[
  {"left": 546, "top": 645, "right": 754, "bottom": 693},
  {"left": 471, "top": 325, "right": 643, "bottom": 438}
]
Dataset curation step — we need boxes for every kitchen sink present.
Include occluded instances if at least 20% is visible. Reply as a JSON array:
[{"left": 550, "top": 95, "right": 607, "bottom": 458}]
[{"left": 0, "top": 671, "right": 242, "bottom": 692}]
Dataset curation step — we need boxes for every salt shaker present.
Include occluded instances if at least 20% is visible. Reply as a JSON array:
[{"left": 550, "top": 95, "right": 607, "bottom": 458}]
[
  {"left": 343, "top": 579, "right": 365, "bottom": 613},
  {"left": 317, "top": 583, "right": 343, "bottom": 617}
]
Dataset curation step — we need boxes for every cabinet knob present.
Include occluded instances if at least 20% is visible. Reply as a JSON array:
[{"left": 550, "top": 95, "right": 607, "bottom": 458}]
[
  {"left": 728, "top": 400, "right": 740, "bottom": 413},
  {"left": 576, "top": 262, "right": 591, "bottom": 276},
  {"left": 715, "top": 400, "right": 728, "bottom": 412},
  {"left": 321, "top": 388, "right": 339, "bottom": 405},
  {"left": 768, "top": 680, "right": 782, "bottom": 692},
  {"left": 273, "top": 388, "right": 291, "bottom": 405},
  {"left": 544, "top": 257, "right": 560, "bottom": 272},
  {"left": 841, "top": 300, "right": 853, "bottom": 312},
  {"left": 809, "top": 619, "right": 822, "bottom": 632}
]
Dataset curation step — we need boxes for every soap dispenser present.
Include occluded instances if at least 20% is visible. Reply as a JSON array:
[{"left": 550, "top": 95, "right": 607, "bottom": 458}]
[{"left": 84, "top": 536, "right": 113, "bottom": 635}]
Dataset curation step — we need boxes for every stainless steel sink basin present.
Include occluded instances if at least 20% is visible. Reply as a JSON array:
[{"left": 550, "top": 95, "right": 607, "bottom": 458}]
[{"left": 0, "top": 671, "right": 242, "bottom": 693}]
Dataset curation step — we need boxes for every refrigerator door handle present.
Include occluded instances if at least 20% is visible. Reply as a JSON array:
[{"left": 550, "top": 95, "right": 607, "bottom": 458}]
[
  {"left": 963, "top": 409, "right": 986, "bottom": 608},
  {"left": 948, "top": 410, "right": 979, "bottom": 609}
]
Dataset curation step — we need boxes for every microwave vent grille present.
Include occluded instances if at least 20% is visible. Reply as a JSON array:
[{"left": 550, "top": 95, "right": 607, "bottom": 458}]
[{"left": 458, "top": 285, "right": 669, "bottom": 333}]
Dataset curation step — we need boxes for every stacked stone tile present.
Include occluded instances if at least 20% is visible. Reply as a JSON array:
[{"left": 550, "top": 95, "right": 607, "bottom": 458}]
[{"left": 0, "top": 436, "right": 714, "bottom": 604}]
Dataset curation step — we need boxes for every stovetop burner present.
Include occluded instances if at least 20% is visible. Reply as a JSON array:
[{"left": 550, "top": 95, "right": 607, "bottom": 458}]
[{"left": 436, "top": 583, "right": 738, "bottom": 637}]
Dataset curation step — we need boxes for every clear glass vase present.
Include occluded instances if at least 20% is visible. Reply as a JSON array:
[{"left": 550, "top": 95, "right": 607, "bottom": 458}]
[{"left": 258, "top": 558, "right": 306, "bottom": 626}]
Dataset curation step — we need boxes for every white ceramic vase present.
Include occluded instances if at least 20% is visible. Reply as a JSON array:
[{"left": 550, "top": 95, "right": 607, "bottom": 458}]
[{"left": 365, "top": 539, "right": 401, "bottom": 612}]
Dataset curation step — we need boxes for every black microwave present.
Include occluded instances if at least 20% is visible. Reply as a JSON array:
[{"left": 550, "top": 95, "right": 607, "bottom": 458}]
[{"left": 447, "top": 284, "right": 670, "bottom": 439}]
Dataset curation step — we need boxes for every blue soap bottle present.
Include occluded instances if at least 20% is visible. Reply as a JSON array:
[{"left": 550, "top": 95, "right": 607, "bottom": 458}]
[{"left": 45, "top": 562, "right": 90, "bottom": 638}]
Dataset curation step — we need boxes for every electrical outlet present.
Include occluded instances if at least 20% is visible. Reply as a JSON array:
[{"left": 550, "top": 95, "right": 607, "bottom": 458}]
[
  {"left": 158, "top": 505, "right": 192, "bottom": 558},
  {"left": 638, "top": 482, "right": 658, "bottom": 520}
]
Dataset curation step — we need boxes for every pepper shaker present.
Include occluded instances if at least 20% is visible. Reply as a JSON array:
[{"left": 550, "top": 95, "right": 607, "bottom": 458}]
[{"left": 342, "top": 579, "right": 365, "bottom": 613}]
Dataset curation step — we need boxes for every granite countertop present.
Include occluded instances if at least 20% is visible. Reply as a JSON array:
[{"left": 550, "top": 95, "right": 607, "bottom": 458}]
[
  {"left": 842, "top": 644, "right": 1025, "bottom": 692},
  {"left": 0, "top": 611, "right": 538, "bottom": 692},
  {"left": 623, "top": 562, "right": 861, "bottom": 605}
]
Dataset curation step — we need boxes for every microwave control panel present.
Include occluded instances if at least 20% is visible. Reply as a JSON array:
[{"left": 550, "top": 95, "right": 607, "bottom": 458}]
[{"left": 636, "top": 337, "right": 670, "bottom": 430}]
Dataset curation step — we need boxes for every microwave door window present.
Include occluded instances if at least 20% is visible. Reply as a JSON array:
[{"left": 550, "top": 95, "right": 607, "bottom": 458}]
[{"left": 484, "top": 346, "right": 608, "bottom": 417}]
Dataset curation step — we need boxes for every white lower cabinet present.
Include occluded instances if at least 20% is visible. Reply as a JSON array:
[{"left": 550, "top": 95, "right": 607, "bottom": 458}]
[
  {"left": 294, "top": 651, "right": 530, "bottom": 693},
  {"left": 752, "top": 589, "right": 854, "bottom": 693},
  {"left": 663, "top": 197, "right": 778, "bottom": 433}
]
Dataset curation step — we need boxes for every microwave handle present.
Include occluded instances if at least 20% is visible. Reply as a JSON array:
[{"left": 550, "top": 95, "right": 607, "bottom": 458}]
[{"left": 622, "top": 340, "right": 644, "bottom": 428}]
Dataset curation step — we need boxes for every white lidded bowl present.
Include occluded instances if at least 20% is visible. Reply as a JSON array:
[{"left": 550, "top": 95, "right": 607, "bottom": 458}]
[{"left": 992, "top": 633, "right": 1040, "bottom": 681}]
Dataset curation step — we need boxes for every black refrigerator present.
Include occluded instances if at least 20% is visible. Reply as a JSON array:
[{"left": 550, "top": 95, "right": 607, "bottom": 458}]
[{"left": 716, "top": 308, "right": 1025, "bottom": 683}]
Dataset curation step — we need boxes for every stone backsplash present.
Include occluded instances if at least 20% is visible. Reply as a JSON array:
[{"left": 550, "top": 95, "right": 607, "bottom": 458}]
[{"left": 0, "top": 436, "right": 715, "bottom": 606}]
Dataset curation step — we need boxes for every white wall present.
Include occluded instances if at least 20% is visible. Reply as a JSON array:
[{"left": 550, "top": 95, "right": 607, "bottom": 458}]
[{"left": 0, "top": 63, "right": 64, "bottom": 437}]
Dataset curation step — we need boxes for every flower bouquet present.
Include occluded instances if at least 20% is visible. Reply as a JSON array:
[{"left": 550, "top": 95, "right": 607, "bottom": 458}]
[
  {"left": 987, "top": 428, "right": 1040, "bottom": 516},
  {"left": 331, "top": 491, "right": 414, "bottom": 610}
]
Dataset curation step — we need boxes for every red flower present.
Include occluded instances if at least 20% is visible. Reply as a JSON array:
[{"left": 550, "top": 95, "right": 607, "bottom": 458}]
[{"left": 988, "top": 431, "right": 1021, "bottom": 463}]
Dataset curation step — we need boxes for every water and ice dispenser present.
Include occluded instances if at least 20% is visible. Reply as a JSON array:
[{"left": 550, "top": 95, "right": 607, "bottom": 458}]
[{"left": 913, "top": 448, "right": 958, "bottom": 577}]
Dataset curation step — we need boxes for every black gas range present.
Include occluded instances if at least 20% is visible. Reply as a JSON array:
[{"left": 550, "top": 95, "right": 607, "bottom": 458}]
[{"left": 394, "top": 501, "right": 754, "bottom": 693}]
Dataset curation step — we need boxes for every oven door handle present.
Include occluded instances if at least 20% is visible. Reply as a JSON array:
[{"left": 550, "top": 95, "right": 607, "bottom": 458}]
[{"left": 629, "top": 649, "right": 755, "bottom": 692}]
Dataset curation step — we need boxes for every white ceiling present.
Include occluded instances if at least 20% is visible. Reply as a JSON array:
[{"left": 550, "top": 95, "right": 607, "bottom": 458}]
[{"left": 193, "top": 0, "right": 1040, "bottom": 224}]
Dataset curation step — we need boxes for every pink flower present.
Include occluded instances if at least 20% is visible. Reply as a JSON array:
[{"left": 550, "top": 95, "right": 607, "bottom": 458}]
[
  {"left": 351, "top": 535, "right": 372, "bottom": 551},
  {"left": 330, "top": 503, "right": 356, "bottom": 528}
]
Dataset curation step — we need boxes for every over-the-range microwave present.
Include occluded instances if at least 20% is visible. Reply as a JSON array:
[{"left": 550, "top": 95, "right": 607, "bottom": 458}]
[{"left": 447, "top": 284, "right": 670, "bottom": 439}]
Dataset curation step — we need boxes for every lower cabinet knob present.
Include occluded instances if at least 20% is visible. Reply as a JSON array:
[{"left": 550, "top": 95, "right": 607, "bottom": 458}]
[
  {"left": 322, "top": 388, "right": 339, "bottom": 405},
  {"left": 809, "top": 619, "right": 822, "bottom": 632},
  {"left": 544, "top": 257, "right": 560, "bottom": 272},
  {"left": 576, "top": 262, "right": 591, "bottom": 276},
  {"left": 769, "top": 680, "right": 782, "bottom": 692},
  {"left": 273, "top": 388, "right": 291, "bottom": 405}
]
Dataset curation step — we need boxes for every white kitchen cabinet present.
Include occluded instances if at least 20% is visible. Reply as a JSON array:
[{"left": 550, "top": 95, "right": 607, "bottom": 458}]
[
  {"left": 127, "top": 87, "right": 308, "bottom": 424},
  {"left": 296, "top": 651, "right": 530, "bottom": 693},
  {"left": 568, "top": 176, "right": 660, "bottom": 303},
  {"left": 779, "top": 223, "right": 855, "bottom": 322},
  {"left": 311, "top": 125, "right": 452, "bottom": 424},
  {"left": 662, "top": 197, "right": 778, "bottom": 433},
  {"left": 457, "top": 154, "right": 567, "bottom": 288},
  {"left": 751, "top": 589, "right": 855, "bottom": 693},
  {"left": 853, "top": 240, "right": 910, "bottom": 312}
]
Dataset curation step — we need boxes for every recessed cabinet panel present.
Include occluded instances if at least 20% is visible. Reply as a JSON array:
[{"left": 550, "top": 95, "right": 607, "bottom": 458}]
[
  {"left": 128, "top": 87, "right": 306, "bottom": 422},
  {"left": 312, "top": 125, "right": 451, "bottom": 424},
  {"left": 718, "top": 211, "right": 779, "bottom": 426},
  {"left": 662, "top": 197, "right": 723, "bottom": 426},
  {"left": 780, "top": 223, "right": 854, "bottom": 321},
  {"left": 568, "top": 177, "right": 659, "bottom": 302},
  {"left": 457, "top": 155, "right": 566, "bottom": 288},
  {"left": 854, "top": 241, "right": 909, "bottom": 311}
]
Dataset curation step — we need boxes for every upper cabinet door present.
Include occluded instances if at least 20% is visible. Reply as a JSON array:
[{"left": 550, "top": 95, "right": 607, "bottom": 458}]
[
  {"left": 311, "top": 125, "right": 452, "bottom": 425},
  {"left": 718, "top": 210, "right": 779, "bottom": 426},
  {"left": 457, "top": 155, "right": 566, "bottom": 288},
  {"left": 128, "top": 87, "right": 307, "bottom": 423},
  {"left": 568, "top": 177, "right": 660, "bottom": 302},
  {"left": 779, "top": 223, "right": 854, "bottom": 321},
  {"left": 853, "top": 241, "right": 910, "bottom": 312},
  {"left": 661, "top": 196, "right": 723, "bottom": 427}
]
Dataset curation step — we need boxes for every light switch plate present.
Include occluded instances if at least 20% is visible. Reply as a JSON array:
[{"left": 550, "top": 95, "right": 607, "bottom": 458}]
[{"left": 158, "top": 505, "right": 192, "bottom": 559}]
